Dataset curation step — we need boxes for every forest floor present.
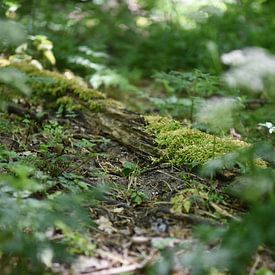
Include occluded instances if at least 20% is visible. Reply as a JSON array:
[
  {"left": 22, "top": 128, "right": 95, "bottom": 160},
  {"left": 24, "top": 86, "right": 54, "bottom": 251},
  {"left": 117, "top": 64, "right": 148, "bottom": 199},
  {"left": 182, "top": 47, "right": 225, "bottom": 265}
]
[
  {"left": 1, "top": 100, "right": 258, "bottom": 275},
  {"left": 1, "top": 63, "right": 274, "bottom": 274}
]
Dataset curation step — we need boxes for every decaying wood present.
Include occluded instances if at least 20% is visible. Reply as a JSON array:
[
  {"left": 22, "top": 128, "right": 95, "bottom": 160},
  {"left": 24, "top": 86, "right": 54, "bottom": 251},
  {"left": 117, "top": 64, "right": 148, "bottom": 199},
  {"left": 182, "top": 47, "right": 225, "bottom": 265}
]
[{"left": 90, "top": 104, "right": 159, "bottom": 159}]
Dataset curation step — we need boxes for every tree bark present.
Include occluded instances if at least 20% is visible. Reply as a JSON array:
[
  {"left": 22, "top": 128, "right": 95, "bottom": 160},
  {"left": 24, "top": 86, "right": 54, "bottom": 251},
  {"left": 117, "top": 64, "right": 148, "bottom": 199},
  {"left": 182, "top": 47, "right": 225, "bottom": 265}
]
[{"left": 86, "top": 103, "right": 159, "bottom": 159}]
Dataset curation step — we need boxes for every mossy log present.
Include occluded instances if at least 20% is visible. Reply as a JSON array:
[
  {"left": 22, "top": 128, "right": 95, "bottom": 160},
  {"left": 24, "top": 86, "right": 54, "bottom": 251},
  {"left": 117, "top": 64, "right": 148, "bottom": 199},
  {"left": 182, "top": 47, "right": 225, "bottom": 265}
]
[{"left": 2, "top": 63, "right": 251, "bottom": 166}]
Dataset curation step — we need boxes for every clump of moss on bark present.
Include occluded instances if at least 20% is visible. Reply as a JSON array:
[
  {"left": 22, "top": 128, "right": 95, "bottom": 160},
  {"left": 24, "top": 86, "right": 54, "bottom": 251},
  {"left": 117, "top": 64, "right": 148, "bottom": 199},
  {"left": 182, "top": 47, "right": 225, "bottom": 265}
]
[
  {"left": 56, "top": 96, "right": 82, "bottom": 111},
  {"left": 146, "top": 115, "right": 249, "bottom": 167},
  {"left": 3, "top": 62, "right": 126, "bottom": 115},
  {"left": 8, "top": 63, "right": 105, "bottom": 100}
]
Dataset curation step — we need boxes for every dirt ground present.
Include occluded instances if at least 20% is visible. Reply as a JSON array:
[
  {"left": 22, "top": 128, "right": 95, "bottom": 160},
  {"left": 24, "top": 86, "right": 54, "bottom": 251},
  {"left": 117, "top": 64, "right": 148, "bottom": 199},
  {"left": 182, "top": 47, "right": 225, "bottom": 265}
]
[{"left": 1, "top": 101, "right": 274, "bottom": 274}]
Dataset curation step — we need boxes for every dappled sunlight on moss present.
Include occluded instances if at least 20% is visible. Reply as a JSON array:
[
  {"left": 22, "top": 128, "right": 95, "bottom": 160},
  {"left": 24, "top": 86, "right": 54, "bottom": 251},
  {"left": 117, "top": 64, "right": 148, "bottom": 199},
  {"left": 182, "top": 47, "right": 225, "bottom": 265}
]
[
  {"left": 146, "top": 115, "right": 249, "bottom": 166},
  {"left": 7, "top": 63, "right": 105, "bottom": 100}
]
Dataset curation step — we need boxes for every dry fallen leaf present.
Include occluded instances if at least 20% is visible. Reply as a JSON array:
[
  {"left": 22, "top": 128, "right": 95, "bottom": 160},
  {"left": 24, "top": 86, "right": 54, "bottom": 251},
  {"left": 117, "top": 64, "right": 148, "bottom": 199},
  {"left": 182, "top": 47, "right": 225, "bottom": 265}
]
[{"left": 95, "top": 216, "right": 117, "bottom": 234}]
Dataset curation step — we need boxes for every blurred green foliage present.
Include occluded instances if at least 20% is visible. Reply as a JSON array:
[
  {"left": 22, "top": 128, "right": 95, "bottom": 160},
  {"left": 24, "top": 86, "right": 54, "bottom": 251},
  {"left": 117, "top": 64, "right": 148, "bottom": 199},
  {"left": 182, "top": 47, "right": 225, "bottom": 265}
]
[
  {"left": 0, "top": 154, "right": 99, "bottom": 273},
  {"left": 0, "top": 0, "right": 275, "bottom": 274},
  {"left": 0, "top": 0, "right": 273, "bottom": 75}
]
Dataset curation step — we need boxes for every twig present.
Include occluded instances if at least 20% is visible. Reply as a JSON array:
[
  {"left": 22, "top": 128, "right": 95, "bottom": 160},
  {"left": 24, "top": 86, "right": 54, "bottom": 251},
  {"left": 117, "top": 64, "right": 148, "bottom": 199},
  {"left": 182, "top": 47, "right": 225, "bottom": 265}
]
[
  {"left": 84, "top": 252, "right": 156, "bottom": 275},
  {"left": 156, "top": 169, "right": 185, "bottom": 183},
  {"left": 249, "top": 254, "right": 260, "bottom": 275},
  {"left": 151, "top": 206, "right": 223, "bottom": 227}
]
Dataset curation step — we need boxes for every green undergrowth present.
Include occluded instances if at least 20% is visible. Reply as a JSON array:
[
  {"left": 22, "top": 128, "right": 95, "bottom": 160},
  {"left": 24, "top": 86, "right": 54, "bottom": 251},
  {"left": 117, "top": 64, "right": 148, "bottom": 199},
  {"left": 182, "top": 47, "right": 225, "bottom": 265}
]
[
  {"left": 0, "top": 111, "right": 109, "bottom": 272},
  {"left": 146, "top": 115, "right": 250, "bottom": 167},
  {"left": 238, "top": 104, "right": 275, "bottom": 142}
]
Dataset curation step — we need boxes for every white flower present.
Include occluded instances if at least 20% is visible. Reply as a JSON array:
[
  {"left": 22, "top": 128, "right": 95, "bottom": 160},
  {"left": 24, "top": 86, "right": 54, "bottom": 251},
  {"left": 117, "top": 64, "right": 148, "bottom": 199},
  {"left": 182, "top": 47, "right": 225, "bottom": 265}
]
[
  {"left": 38, "top": 248, "right": 53, "bottom": 267},
  {"left": 258, "top": 122, "right": 275, "bottom": 134},
  {"left": 196, "top": 97, "right": 239, "bottom": 132},
  {"left": 222, "top": 47, "right": 275, "bottom": 93}
]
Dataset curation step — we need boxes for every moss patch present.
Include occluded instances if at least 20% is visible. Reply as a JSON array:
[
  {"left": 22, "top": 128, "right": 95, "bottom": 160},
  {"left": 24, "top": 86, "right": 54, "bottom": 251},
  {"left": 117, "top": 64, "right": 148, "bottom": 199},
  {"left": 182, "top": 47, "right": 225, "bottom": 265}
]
[
  {"left": 146, "top": 115, "right": 249, "bottom": 167},
  {"left": 56, "top": 96, "right": 82, "bottom": 111},
  {"left": 8, "top": 63, "right": 105, "bottom": 100}
]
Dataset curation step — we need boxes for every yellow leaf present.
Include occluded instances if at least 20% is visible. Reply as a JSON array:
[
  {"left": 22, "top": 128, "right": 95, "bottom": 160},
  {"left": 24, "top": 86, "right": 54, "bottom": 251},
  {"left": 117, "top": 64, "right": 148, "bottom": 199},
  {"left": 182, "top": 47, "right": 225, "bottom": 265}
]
[
  {"left": 183, "top": 199, "right": 191, "bottom": 213},
  {"left": 0, "top": 58, "right": 10, "bottom": 67},
  {"left": 43, "top": 50, "right": 56, "bottom": 65}
]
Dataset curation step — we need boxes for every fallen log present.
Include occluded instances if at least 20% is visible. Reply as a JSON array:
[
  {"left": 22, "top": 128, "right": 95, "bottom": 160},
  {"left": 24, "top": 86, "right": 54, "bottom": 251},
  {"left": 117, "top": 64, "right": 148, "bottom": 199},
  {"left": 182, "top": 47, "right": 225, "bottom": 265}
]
[{"left": 2, "top": 62, "right": 255, "bottom": 168}]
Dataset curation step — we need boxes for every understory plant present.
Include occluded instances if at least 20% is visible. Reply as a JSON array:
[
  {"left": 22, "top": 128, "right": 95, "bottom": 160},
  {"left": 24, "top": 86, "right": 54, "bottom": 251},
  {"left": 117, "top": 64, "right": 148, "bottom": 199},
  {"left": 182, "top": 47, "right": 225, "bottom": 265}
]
[
  {"left": 152, "top": 70, "right": 220, "bottom": 119},
  {"left": 0, "top": 22, "right": 101, "bottom": 273},
  {"left": 0, "top": 155, "right": 100, "bottom": 273},
  {"left": 177, "top": 47, "right": 275, "bottom": 274}
]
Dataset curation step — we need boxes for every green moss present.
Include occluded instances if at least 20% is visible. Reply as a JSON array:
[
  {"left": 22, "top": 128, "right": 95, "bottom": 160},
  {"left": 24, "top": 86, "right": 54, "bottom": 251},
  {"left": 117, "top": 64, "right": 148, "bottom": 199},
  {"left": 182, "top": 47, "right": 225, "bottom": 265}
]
[
  {"left": 3, "top": 63, "right": 128, "bottom": 115},
  {"left": 88, "top": 100, "right": 102, "bottom": 112},
  {"left": 101, "top": 98, "right": 125, "bottom": 109},
  {"left": 8, "top": 63, "right": 105, "bottom": 100},
  {"left": 89, "top": 98, "right": 125, "bottom": 112},
  {"left": 145, "top": 116, "right": 181, "bottom": 134},
  {"left": 56, "top": 96, "right": 82, "bottom": 111},
  {"left": 146, "top": 115, "right": 249, "bottom": 167}
]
